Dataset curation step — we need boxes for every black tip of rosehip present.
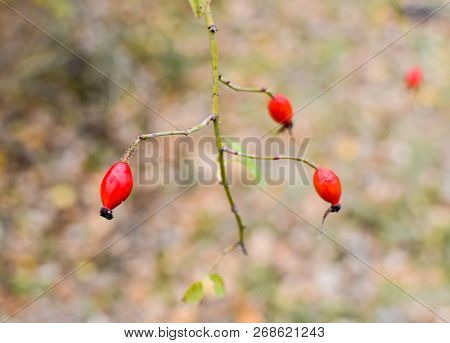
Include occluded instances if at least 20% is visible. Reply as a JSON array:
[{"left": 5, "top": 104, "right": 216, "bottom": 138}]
[
  {"left": 330, "top": 204, "right": 341, "bottom": 213},
  {"left": 321, "top": 204, "right": 341, "bottom": 227},
  {"left": 277, "top": 122, "right": 293, "bottom": 134},
  {"left": 100, "top": 207, "right": 113, "bottom": 220}
]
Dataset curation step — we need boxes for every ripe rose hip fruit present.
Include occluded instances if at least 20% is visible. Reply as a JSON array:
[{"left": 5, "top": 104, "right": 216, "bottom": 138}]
[
  {"left": 313, "top": 167, "right": 342, "bottom": 224},
  {"left": 405, "top": 66, "right": 423, "bottom": 90},
  {"left": 268, "top": 94, "right": 293, "bottom": 130},
  {"left": 100, "top": 161, "right": 133, "bottom": 220}
]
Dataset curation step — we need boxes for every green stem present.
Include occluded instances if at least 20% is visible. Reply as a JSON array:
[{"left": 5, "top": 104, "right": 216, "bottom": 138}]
[
  {"left": 219, "top": 74, "right": 274, "bottom": 98},
  {"left": 205, "top": 4, "right": 247, "bottom": 255},
  {"left": 222, "top": 146, "right": 318, "bottom": 171},
  {"left": 122, "top": 114, "right": 215, "bottom": 162}
]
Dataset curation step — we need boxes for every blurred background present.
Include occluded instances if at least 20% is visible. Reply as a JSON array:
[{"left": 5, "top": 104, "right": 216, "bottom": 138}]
[{"left": 0, "top": 0, "right": 449, "bottom": 322}]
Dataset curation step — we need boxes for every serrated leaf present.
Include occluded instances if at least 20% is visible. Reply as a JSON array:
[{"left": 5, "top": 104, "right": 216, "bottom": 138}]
[
  {"left": 188, "top": 0, "right": 209, "bottom": 18},
  {"left": 209, "top": 274, "right": 225, "bottom": 297},
  {"left": 182, "top": 281, "right": 204, "bottom": 304}
]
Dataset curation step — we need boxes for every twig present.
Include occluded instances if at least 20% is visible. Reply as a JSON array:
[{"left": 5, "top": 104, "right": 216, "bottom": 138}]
[
  {"left": 208, "top": 241, "right": 241, "bottom": 274},
  {"left": 205, "top": 4, "right": 247, "bottom": 255},
  {"left": 121, "top": 114, "right": 216, "bottom": 162},
  {"left": 221, "top": 146, "right": 318, "bottom": 171},
  {"left": 219, "top": 74, "right": 274, "bottom": 98}
]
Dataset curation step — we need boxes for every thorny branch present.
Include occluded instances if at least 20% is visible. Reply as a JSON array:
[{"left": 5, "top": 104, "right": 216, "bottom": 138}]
[
  {"left": 122, "top": 3, "right": 249, "bottom": 256},
  {"left": 121, "top": 114, "right": 216, "bottom": 162},
  {"left": 219, "top": 74, "right": 274, "bottom": 98},
  {"left": 221, "top": 145, "right": 318, "bottom": 171},
  {"left": 205, "top": 3, "right": 248, "bottom": 255}
]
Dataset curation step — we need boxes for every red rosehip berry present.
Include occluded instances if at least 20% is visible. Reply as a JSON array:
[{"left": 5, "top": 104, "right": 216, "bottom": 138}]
[
  {"left": 268, "top": 94, "right": 293, "bottom": 130},
  {"left": 100, "top": 161, "right": 133, "bottom": 220},
  {"left": 405, "top": 66, "right": 423, "bottom": 90},
  {"left": 313, "top": 167, "right": 342, "bottom": 225}
]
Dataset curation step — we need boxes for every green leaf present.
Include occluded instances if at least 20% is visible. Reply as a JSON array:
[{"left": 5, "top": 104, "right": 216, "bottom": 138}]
[
  {"left": 240, "top": 156, "right": 265, "bottom": 188},
  {"left": 226, "top": 139, "right": 243, "bottom": 154},
  {"left": 209, "top": 274, "right": 226, "bottom": 297},
  {"left": 188, "top": 0, "right": 209, "bottom": 18},
  {"left": 224, "top": 139, "right": 265, "bottom": 187},
  {"left": 182, "top": 281, "right": 204, "bottom": 304}
]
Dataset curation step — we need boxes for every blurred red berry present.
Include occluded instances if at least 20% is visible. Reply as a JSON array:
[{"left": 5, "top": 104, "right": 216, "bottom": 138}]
[
  {"left": 100, "top": 161, "right": 133, "bottom": 220},
  {"left": 405, "top": 66, "right": 423, "bottom": 90},
  {"left": 268, "top": 94, "right": 293, "bottom": 128}
]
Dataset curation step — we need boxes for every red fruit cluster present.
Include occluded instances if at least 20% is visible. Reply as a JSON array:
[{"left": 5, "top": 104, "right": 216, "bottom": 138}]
[
  {"left": 100, "top": 93, "right": 344, "bottom": 223},
  {"left": 268, "top": 94, "right": 293, "bottom": 129},
  {"left": 405, "top": 66, "right": 423, "bottom": 90},
  {"left": 267, "top": 94, "right": 342, "bottom": 223},
  {"left": 100, "top": 161, "right": 133, "bottom": 220}
]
